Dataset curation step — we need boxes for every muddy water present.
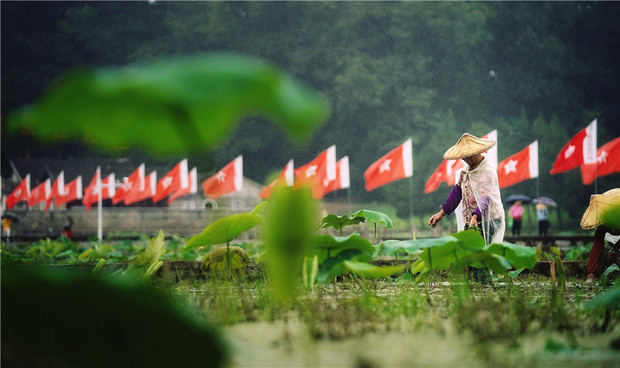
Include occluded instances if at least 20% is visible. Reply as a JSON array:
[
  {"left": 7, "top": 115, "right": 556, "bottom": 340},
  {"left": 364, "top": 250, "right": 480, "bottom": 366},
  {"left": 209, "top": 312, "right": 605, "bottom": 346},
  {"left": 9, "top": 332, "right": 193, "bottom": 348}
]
[
  {"left": 224, "top": 320, "right": 620, "bottom": 367},
  {"left": 224, "top": 319, "right": 482, "bottom": 367}
]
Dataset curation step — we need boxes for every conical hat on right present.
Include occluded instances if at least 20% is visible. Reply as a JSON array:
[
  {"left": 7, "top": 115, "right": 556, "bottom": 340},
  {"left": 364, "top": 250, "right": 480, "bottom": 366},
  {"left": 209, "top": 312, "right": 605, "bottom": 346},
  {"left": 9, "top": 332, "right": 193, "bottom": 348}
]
[
  {"left": 443, "top": 133, "right": 496, "bottom": 160},
  {"left": 580, "top": 188, "right": 620, "bottom": 230}
]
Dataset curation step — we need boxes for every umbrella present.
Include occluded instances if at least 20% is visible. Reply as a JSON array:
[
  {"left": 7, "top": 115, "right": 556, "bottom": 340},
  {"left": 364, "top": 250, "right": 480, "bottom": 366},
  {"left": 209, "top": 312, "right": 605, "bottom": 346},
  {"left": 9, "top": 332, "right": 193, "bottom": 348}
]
[
  {"left": 505, "top": 194, "right": 531, "bottom": 204},
  {"left": 580, "top": 188, "right": 620, "bottom": 230},
  {"left": 2, "top": 212, "right": 20, "bottom": 223},
  {"left": 533, "top": 197, "right": 557, "bottom": 207}
]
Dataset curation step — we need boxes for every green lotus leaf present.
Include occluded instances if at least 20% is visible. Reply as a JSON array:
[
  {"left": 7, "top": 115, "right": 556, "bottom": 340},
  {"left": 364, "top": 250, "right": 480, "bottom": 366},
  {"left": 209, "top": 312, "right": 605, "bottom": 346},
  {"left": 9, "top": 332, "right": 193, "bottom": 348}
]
[
  {"left": 1, "top": 269, "right": 227, "bottom": 367},
  {"left": 487, "top": 242, "right": 538, "bottom": 270},
  {"left": 127, "top": 230, "right": 166, "bottom": 279},
  {"left": 419, "top": 239, "right": 466, "bottom": 271},
  {"left": 302, "top": 254, "right": 319, "bottom": 290},
  {"left": 308, "top": 232, "right": 374, "bottom": 264},
  {"left": 185, "top": 213, "right": 263, "bottom": 251},
  {"left": 263, "top": 186, "right": 318, "bottom": 303},
  {"left": 344, "top": 260, "right": 405, "bottom": 279},
  {"left": 250, "top": 201, "right": 269, "bottom": 218},
  {"left": 452, "top": 251, "right": 512, "bottom": 275},
  {"left": 451, "top": 229, "right": 486, "bottom": 250},
  {"left": 587, "top": 285, "right": 620, "bottom": 310},
  {"left": 7, "top": 53, "right": 330, "bottom": 155},
  {"left": 315, "top": 249, "right": 371, "bottom": 284},
  {"left": 318, "top": 213, "right": 365, "bottom": 231},
  {"left": 352, "top": 209, "right": 393, "bottom": 228},
  {"left": 373, "top": 239, "right": 427, "bottom": 257}
]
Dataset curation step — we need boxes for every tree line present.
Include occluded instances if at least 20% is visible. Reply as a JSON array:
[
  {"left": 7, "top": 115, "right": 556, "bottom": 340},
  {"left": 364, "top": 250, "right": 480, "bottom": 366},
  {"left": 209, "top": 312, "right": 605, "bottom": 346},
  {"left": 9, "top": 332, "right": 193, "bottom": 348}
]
[{"left": 2, "top": 1, "right": 619, "bottom": 220}]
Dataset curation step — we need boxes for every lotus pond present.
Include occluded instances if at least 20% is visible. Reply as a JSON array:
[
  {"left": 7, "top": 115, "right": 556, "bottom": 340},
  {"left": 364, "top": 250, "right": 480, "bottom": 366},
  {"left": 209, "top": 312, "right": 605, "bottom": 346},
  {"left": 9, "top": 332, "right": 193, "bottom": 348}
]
[{"left": 2, "top": 191, "right": 619, "bottom": 367}]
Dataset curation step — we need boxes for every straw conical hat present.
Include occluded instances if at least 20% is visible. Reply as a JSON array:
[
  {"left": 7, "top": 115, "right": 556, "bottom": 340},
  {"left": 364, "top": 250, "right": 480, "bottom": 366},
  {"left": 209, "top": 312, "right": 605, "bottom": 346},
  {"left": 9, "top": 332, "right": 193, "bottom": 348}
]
[
  {"left": 580, "top": 188, "right": 620, "bottom": 230},
  {"left": 443, "top": 133, "right": 496, "bottom": 160}
]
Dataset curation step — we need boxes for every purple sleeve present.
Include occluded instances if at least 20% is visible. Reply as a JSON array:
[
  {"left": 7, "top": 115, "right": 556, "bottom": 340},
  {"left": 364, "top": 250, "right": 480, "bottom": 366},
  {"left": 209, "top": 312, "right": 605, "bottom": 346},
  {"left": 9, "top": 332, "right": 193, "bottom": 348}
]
[
  {"left": 441, "top": 185, "right": 462, "bottom": 215},
  {"left": 473, "top": 207, "right": 482, "bottom": 220},
  {"left": 476, "top": 195, "right": 490, "bottom": 216}
]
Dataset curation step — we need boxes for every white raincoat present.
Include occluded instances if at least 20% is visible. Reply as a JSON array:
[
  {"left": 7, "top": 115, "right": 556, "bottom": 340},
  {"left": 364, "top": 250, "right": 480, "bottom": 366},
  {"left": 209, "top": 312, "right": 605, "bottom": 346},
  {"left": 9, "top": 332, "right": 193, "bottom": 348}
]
[{"left": 455, "top": 155, "right": 505, "bottom": 245}]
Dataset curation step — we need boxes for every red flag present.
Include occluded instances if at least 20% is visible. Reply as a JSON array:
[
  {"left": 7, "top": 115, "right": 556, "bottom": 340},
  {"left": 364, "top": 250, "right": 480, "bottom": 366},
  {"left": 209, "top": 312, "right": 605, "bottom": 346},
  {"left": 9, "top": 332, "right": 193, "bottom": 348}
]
[
  {"left": 202, "top": 156, "right": 243, "bottom": 199},
  {"left": 323, "top": 156, "right": 350, "bottom": 196},
  {"left": 168, "top": 167, "right": 198, "bottom": 204},
  {"left": 7, "top": 174, "right": 30, "bottom": 210},
  {"left": 101, "top": 174, "right": 116, "bottom": 200},
  {"left": 153, "top": 159, "right": 189, "bottom": 203},
  {"left": 580, "top": 136, "right": 620, "bottom": 185},
  {"left": 28, "top": 179, "right": 51, "bottom": 208},
  {"left": 112, "top": 164, "right": 144, "bottom": 205},
  {"left": 424, "top": 160, "right": 448, "bottom": 194},
  {"left": 550, "top": 119, "right": 597, "bottom": 174},
  {"left": 83, "top": 169, "right": 116, "bottom": 211},
  {"left": 126, "top": 171, "right": 156, "bottom": 205},
  {"left": 83, "top": 168, "right": 101, "bottom": 211},
  {"left": 364, "top": 139, "right": 412, "bottom": 191},
  {"left": 294, "top": 146, "right": 336, "bottom": 199},
  {"left": 56, "top": 176, "right": 83, "bottom": 206},
  {"left": 45, "top": 171, "right": 65, "bottom": 211},
  {"left": 497, "top": 141, "right": 539, "bottom": 189},
  {"left": 259, "top": 160, "right": 294, "bottom": 199}
]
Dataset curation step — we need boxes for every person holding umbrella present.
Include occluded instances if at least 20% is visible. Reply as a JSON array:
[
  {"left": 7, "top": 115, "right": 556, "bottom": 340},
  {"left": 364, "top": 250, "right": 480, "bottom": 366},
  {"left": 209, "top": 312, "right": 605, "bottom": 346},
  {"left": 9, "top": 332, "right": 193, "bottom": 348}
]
[
  {"left": 428, "top": 133, "right": 505, "bottom": 245},
  {"left": 509, "top": 200, "right": 525, "bottom": 236}
]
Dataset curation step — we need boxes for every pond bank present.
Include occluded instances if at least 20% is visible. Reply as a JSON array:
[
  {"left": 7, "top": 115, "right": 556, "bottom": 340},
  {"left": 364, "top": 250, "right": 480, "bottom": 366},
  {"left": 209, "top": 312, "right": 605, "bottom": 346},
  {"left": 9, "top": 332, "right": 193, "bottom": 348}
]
[{"left": 2, "top": 259, "right": 591, "bottom": 281}]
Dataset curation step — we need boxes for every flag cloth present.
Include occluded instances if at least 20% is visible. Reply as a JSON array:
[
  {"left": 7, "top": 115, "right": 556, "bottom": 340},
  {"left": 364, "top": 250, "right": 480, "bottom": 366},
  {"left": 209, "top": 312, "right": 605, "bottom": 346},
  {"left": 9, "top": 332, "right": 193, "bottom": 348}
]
[
  {"left": 294, "top": 146, "right": 336, "bottom": 199},
  {"left": 112, "top": 164, "right": 145, "bottom": 205},
  {"left": 45, "top": 171, "right": 65, "bottom": 211},
  {"left": 168, "top": 167, "right": 198, "bottom": 204},
  {"left": 7, "top": 174, "right": 30, "bottom": 210},
  {"left": 153, "top": 159, "right": 189, "bottom": 203},
  {"left": 126, "top": 171, "right": 157, "bottom": 205},
  {"left": 323, "top": 156, "right": 350, "bottom": 196},
  {"left": 28, "top": 179, "right": 51, "bottom": 208},
  {"left": 202, "top": 156, "right": 243, "bottom": 199},
  {"left": 56, "top": 176, "right": 83, "bottom": 206},
  {"left": 550, "top": 119, "right": 597, "bottom": 174},
  {"left": 112, "top": 179, "right": 130, "bottom": 205},
  {"left": 101, "top": 174, "right": 116, "bottom": 200},
  {"left": 83, "top": 169, "right": 116, "bottom": 211},
  {"left": 580, "top": 136, "right": 620, "bottom": 185},
  {"left": 424, "top": 130, "right": 496, "bottom": 193},
  {"left": 82, "top": 167, "right": 101, "bottom": 211},
  {"left": 497, "top": 141, "right": 539, "bottom": 189},
  {"left": 259, "top": 160, "right": 294, "bottom": 199},
  {"left": 364, "top": 139, "right": 412, "bottom": 191},
  {"left": 424, "top": 160, "right": 448, "bottom": 194}
]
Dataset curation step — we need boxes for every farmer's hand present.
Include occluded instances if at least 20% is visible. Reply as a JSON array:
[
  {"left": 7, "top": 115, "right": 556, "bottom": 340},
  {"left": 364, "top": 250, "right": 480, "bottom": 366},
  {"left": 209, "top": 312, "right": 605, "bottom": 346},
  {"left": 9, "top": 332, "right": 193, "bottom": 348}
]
[
  {"left": 468, "top": 214, "right": 479, "bottom": 229},
  {"left": 428, "top": 209, "right": 445, "bottom": 228}
]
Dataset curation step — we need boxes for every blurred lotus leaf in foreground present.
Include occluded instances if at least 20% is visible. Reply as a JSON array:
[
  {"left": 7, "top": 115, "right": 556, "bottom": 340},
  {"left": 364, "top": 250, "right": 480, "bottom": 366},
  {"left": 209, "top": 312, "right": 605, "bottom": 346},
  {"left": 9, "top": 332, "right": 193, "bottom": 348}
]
[
  {"left": 1, "top": 268, "right": 227, "bottom": 368},
  {"left": 7, "top": 53, "right": 330, "bottom": 155}
]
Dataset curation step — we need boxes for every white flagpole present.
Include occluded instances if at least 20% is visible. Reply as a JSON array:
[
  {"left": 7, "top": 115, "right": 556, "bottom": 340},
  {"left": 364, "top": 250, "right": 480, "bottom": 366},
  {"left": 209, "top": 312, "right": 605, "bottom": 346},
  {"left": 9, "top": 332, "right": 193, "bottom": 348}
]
[{"left": 96, "top": 166, "right": 103, "bottom": 241}]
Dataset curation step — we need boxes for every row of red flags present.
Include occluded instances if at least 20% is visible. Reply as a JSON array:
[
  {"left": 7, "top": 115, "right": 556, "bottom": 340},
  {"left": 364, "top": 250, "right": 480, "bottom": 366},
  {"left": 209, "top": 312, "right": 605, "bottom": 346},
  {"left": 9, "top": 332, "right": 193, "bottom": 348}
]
[
  {"left": 6, "top": 159, "right": 202, "bottom": 211},
  {"left": 5, "top": 139, "right": 412, "bottom": 210},
  {"left": 6, "top": 120, "right": 619, "bottom": 211},
  {"left": 425, "top": 120, "right": 619, "bottom": 193}
]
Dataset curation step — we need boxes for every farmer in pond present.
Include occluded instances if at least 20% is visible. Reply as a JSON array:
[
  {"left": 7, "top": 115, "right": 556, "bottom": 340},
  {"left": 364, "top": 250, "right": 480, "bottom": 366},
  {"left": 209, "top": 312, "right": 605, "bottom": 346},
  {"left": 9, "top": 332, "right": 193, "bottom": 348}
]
[
  {"left": 581, "top": 188, "right": 620, "bottom": 285},
  {"left": 428, "top": 133, "right": 505, "bottom": 245}
]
